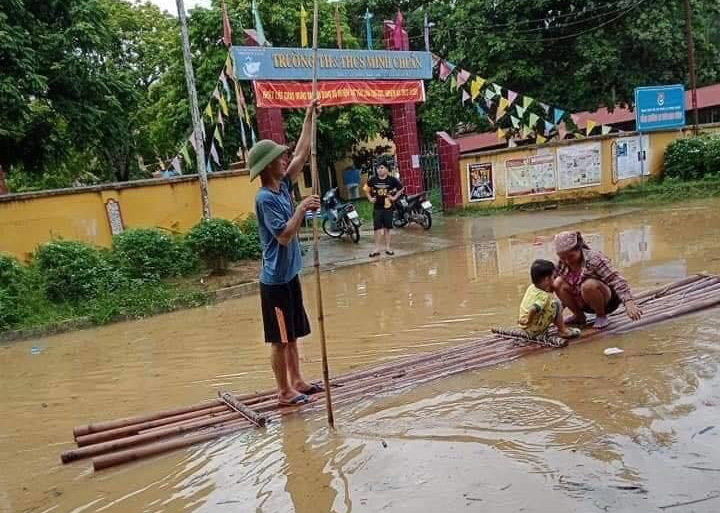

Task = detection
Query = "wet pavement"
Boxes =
[1,199,720,513]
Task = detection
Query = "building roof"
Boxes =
[458,82,720,153]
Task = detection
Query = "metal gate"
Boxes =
[420,143,442,210]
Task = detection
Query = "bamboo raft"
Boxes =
[61,274,720,471]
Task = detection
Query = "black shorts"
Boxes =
[582,288,622,315]
[373,209,393,230]
[260,275,311,344]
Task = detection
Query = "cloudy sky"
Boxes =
[148,0,211,15]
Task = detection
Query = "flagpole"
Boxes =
[310,0,335,429]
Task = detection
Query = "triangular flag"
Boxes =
[457,69,471,88]
[213,87,221,101]
[218,94,229,116]
[507,90,518,105]
[523,96,533,109]
[495,105,506,121]
[251,0,267,46]
[529,112,539,127]
[214,126,224,149]
[189,131,198,152]
[539,102,549,113]
[511,116,520,128]
[554,108,566,124]
[545,120,554,134]
[450,76,457,90]
[485,98,494,111]
[521,126,530,139]
[586,120,597,135]
[516,105,526,118]
[219,72,230,97]
[225,54,234,76]
[300,3,308,48]
[210,142,221,166]
[393,10,404,50]
[493,83,502,95]
[485,88,496,101]
[602,125,612,135]
[536,134,546,144]
[204,103,213,120]
[181,144,191,164]
[222,0,233,47]
[171,156,182,175]
[571,113,580,127]
[462,90,470,104]
[497,128,507,140]
[217,110,225,132]
[439,61,451,81]
[446,61,456,72]
[470,77,486,100]
[499,97,509,111]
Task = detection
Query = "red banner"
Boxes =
[253,80,425,108]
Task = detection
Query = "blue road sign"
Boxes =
[634,85,685,131]
[231,46,433,81]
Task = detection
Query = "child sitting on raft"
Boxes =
[518,259,581,339]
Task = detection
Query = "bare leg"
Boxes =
[581,279,612,328]
[373,229,383,254]
[554,276,586,324]
[271,344,301,403]
[384,228,392,253]
[286,340,311,393]
[552,300,577,337]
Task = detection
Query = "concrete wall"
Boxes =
[457,124,720,209]
[0,171,259,260]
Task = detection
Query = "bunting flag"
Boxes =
[586,120,597,135]
[252,0,267,46]
[544,120,554,134]
[300,4,308,47]
[536,134,547,144]
[210,142,221,166]
[217,110,225,132]
[523,96,534,109]
[602,125,612,135]
[484,88,496,101]
[539,102,549,113]
[511,116,520,128]
[507,90,518,105]
[497,128,507,141]
[213,87,221,101]
[493,83,502,95]
[554,108,566,124]
[225,54,234,77]
[495,104,506,122]
[393,10,404,50]
[516,105,526,118]
[450,76,458,91]
[204,103,213,121]
[214,126,224,149]
[499,97,509,111]
[439,61,452,81]
[570,113,580,128]
[447,61,456,72]
[334,4,343,48]
[558,123,567,140]
[457,69,471,88]
[485,98,494,111]
[171,156,182,175]
[218,94,229,116]
[461,90,471,104]
[181,143,191,164]
[470,77,485,100]
[219,72,230,97]
[521,126,530,139]
[529,112,539,127]
[221,0,233,47]
[206,157,212,173]
[189,130,198,152]
[364,8,373,50]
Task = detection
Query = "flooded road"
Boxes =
[2,199,720,513]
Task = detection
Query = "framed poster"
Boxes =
[104,199,124,236]
[467,162,495,202]
[615,135,650,180]
[557,142,602,190]
[505,154,557,197]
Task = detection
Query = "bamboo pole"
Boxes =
[309,0,335,429]
[217,390,267,427]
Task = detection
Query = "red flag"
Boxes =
[222,1,232,48]
[393,10,404,50]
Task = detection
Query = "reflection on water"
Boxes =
[2,200,720,513]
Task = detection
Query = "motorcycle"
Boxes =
[393,192,433,230]
[321,188,361,243]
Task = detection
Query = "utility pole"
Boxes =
[423,14,435,53]
[682,0,699,135]
[176,0,211,219]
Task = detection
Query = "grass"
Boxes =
[450,175,720,217]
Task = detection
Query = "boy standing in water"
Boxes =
[365,163,404,257]
[518,260,581,339]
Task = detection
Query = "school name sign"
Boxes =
[231,46,433,81]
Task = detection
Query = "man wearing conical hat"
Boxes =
[248,101,321,406]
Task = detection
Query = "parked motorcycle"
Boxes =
[393,192,433,230]
[321,188,361,243]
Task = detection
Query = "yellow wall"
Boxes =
[0,171,259,260]
[459,124,720,209]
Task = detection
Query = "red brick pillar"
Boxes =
[436,132,462,209]
[244,30,286,146]
[384,22,422,194]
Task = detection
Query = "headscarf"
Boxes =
[554,231,586,253]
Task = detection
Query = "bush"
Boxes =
[111,228,196,281]
[664,135,720,180]
[235,215,262,260]
[186,218,245,272]
[0,253,27,298]
[0,287,21,330]
[34,240,123,303]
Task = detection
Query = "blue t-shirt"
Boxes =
[255,177,303,285]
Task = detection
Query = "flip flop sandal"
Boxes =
[593,316,610,330]
[559,327,582,339]
[385,251,395,256]
[369,252,381,258]
[278,394,310,407]
[299,384,324,395]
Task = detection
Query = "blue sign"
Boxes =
[634,85,686,131]
[231,46,433,81]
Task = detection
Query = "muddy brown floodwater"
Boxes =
[2,199,720,513]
